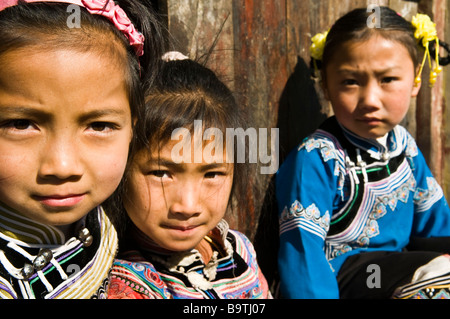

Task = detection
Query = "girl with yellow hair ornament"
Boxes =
[276,6,450,299]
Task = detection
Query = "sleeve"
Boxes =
[230,230,273,299]
[410,147,450,237]
[276,142,340,299]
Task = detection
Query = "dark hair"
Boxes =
[312,6,437,77]
[109,58,253,234]
[0,0,166,158]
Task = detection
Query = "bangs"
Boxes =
[144,90,233,153]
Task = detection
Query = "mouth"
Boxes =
[358,117,383,125]
[163,224,201,232]
[34,193,86,208]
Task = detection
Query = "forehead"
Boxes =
[137,133,234,166]
[325,36,415,72]
[0,48,130,116]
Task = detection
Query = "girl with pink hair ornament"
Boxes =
[0,0,165,299]
[277,6,450,299]
[107,52,271,299]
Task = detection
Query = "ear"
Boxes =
[411,66,422,97]
[411,80,421,97]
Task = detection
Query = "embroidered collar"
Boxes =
[0,206,118,299]
[338,121,407,161]
[0,202,77,246]
[126,219,232,259]
[123,219,234,291]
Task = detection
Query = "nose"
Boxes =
[359,80,382,111]
[169,180,201,218]
[38,133,84,181]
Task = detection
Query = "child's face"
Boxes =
[323,35,421,139]
[124,138,234,252]
[0,49,133,227]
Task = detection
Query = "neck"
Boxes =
[195,237,214,263]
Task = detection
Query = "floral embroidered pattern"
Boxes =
[327,174,417,260]
[414,177,444,213]
[280,200,330,240]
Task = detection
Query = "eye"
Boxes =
[204,171,229,179]
[88,121,118,133]
[1,119,35,131]
[150,170,171,179]
[381,77,397,84]
[342,79,358,86]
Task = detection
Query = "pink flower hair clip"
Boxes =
[0,0,145,57]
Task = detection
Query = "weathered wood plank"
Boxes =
[417,0,446,185]
[162,0,449,238]
[166,0,235,86]
[231,0,288,237]
[444,0,450,200]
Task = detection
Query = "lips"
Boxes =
[34,193,86,208]
[163,224,200,232]
[358,117,383,125]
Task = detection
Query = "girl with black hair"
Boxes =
[276,6,450,299]
[108,53,271,299]
[0,0,165,299]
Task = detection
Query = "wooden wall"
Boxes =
[155,0,449,240]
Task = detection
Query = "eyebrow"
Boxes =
[0,106,52,121]
[148,158,231,172]
[77,109,129,123]
[0,105,129,122]
[337,66,401,75]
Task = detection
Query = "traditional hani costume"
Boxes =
[0,205,117,299]
[108,220,271,299]
[276,116,450,299]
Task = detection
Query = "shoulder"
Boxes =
[227,230,258,263]
[109,258,170,299]
[288,116,347,167]
[392,125,419,158]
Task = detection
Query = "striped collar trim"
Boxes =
[0,203,66,246]
[127,219,231,258]
[339,123,407,160]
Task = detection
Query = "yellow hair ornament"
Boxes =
[411,13,442,87]
[310,30,328,78]
[310,31,328,61]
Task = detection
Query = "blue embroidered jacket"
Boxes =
[276,117,450,299]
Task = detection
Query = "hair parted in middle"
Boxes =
[310,6,450,86]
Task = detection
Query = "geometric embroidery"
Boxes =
[357,175,416,247]
[279,200,330,240]
[327,174,417,260]
[414,177,444,213]
[394,286,450,299]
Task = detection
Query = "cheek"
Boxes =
[328,91,356,115]
[93,135,132,185]
[207,180,233,221]
[0,150,33,185]
[385,90,412,119]
[123,175,166,234]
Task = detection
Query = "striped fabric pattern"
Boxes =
[108,221,271,299]
[0,205,117,299]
